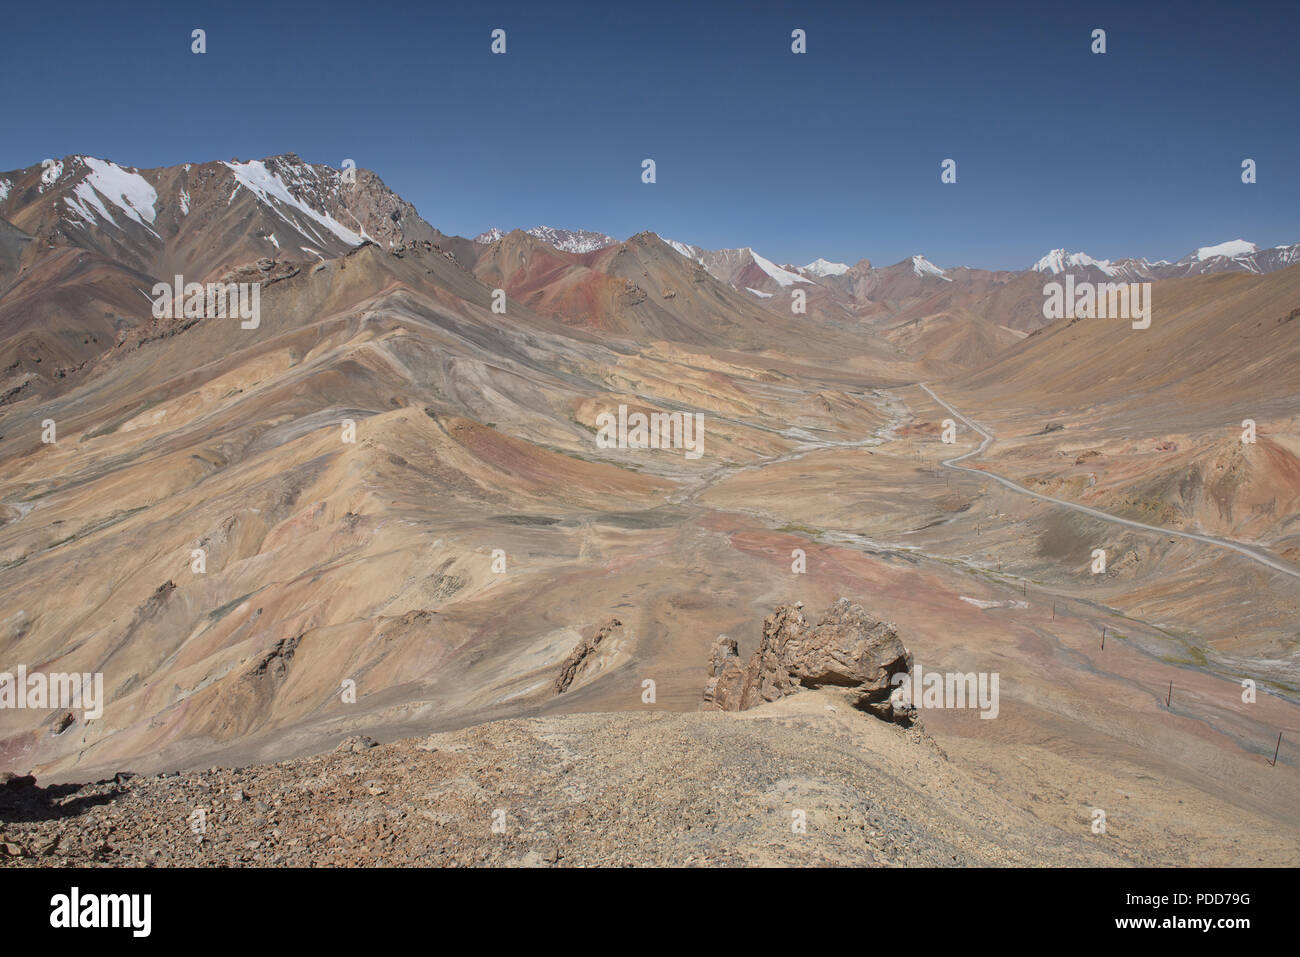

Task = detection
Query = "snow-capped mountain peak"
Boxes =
[526,225,618,254]
[911,254,952,281]
[1194,239,1258,261]
[1031,249,1117,277]
[474,225,618,254]
[0,152,441,277]
[803,257,850,277]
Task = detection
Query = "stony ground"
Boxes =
[0,689,1166,867]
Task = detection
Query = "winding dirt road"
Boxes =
[919,383,1300,582]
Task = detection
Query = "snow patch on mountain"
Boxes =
[745,287,774,298]
[1195,239,1258,261]
[665,238,705,263]
[223,159,362,246]
[911,255,952,281]
[63,158,160,237]
[38,160,63,193]
[750,249,811,286]
[803,258,850,277]
[0,179,10,203]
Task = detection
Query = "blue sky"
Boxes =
[2,0,1296,270]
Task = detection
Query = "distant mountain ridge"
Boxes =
[482,220,1300,314]
[474,225,617,254]
[481,220,1300,288]
[1031,239,1300,281]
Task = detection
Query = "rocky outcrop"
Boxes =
[702,636,746,712]
[702,598,915,724]
[246,633,300,683]
[555,618,622,694]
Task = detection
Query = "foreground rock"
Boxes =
[703,598,915,723]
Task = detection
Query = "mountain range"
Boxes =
[471,219,1300,299]
[6,151,1295,350]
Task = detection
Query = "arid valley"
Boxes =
[0,152,1296,868]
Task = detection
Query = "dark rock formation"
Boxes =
[555,618,622,694]
[702,598,915,724]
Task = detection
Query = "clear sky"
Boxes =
[2,0,1296,270]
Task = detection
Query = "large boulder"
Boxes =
[702,598,915,723]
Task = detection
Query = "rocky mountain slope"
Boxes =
[946,265,1300,550]
[0,154,442,280]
